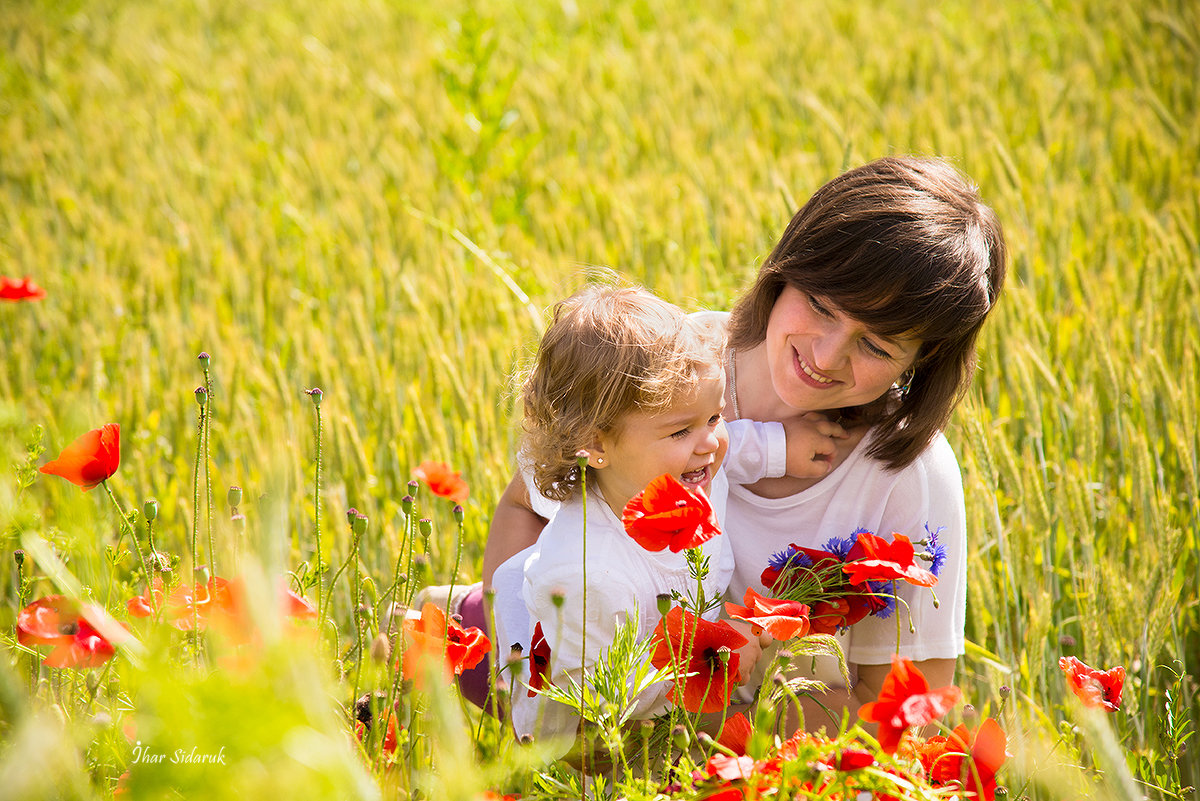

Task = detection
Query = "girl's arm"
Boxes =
[482,472,548,591]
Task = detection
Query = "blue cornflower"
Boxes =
[824,528,866,559]
[924,523,948,577]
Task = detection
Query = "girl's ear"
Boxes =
[585,431,609,468]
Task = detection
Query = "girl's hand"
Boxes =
[782,412,858,478]
[726,619,764,678]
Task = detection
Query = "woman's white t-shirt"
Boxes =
[726,429,967,689]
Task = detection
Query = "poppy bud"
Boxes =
[357,604,372,621]
[352,513,368,537]
[1059,634,1076,648]
[195,564,211,584]
[672,724,689,750]
[13,550,24,569]
[407,479,419,496]
[228,486,242,508]
[453,504,464,523]
[195,386,208,407]
[306,387,322,407]
[143,499,158,521]
[656,593,672,617]
[401,495,414,515]
[346,507,359,525]
[962,703,977,722]
[86,672,102,693]
[517,733,533,746]
[369,633,391,665]
[418,518,432,543]
[998,685,1012,699]
[574,450,590,468]
[360,576,378,606]
[994,788,1008,799]
[197,352,211,370]
[550,590,565,609]
[716,646,731,665]
[507,647,525,679]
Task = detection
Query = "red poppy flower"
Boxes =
[705,753,756,781]
[163,576,236,630]
[1059,656,1124,711]
[17,595,121,669]
[39,424,120,490]
[127,578,165,618]
[858,655,962,753]
[526,621,552,697]
[649,606,747,713]
[843,531,937,587]
[280,585,317,620]
[820,746,875,771]
[622,474,721,553]
[725,587,810,641]
[716,712,752,756]
[0,275,46,301]
[917,717,1008,800]
[403,603,490,681]
[413,461,469,503]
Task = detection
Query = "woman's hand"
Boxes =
[482,472,549,590]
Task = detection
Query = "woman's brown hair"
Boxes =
[728,156,1007,470]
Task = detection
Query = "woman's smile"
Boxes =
[793,349,837,386]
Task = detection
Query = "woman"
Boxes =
[482,155,1007,725]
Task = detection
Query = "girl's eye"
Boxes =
[669,428,691,440]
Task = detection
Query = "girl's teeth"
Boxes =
[681,468,705,483]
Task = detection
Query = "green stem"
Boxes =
[579,463,589,787]
[203,367,215,579]
[102,481,153,606]
[379,504,414,762]
[313,402,324,628]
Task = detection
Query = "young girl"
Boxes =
[491,284,848,753]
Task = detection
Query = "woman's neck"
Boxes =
[731,342,810,423]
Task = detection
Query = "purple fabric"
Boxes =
[456,585,496,713]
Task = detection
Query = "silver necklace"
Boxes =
[727,347,740,419]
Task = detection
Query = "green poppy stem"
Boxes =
[102,480,154,610]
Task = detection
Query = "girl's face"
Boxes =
[590,368,728,516]
[765,285,921,412]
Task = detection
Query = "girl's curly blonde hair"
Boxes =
[521,284,725,502]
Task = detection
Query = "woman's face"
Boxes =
[765,285,921,411]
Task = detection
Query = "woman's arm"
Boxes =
[482,472,548,591]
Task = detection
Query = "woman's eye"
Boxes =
[861,338,895,360]
[708,413,722,426]
[806,294,834,317]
